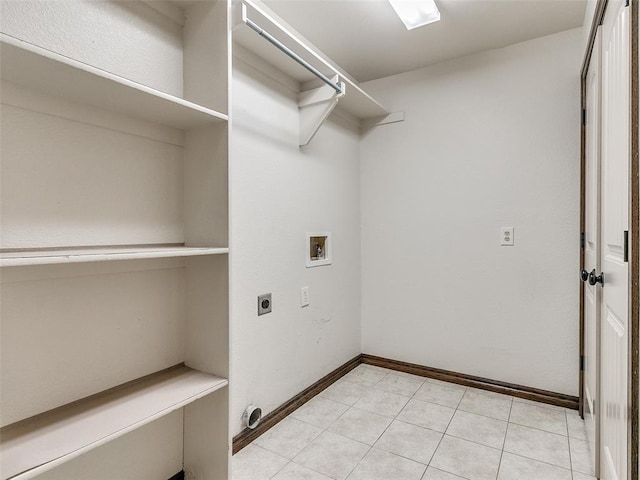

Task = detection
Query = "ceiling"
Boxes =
[262,0,587,83]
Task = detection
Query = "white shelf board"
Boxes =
[234,0,389,121]
[0,34,228,130]
[0,246,229,267]
[0,366,228,480]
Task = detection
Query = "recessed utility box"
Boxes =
[306,232,332,267]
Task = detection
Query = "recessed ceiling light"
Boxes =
[388,0,441,30]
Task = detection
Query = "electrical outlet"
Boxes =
[301,286,310,307]
[258,293,272,315]
[500,227,514,246]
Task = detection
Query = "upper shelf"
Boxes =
[0,366,228,480]
[0,245,229,267]
[233,0,390,121]
[0,34,228,130]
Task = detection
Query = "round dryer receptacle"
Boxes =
[242,405,262,429]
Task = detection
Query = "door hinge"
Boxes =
[580,232,585,248]
[581,108,586,126]
[623,230,629,262]
[580,355,584,371]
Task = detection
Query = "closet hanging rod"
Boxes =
[243,16,344,94]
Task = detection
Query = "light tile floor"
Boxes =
[233,365,596,480]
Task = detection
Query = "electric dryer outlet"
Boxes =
[258,293,272,315]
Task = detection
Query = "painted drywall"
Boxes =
[360,28,583,396]
[0,0,183,96]
[230,50,362,434]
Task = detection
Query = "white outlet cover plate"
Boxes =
[301,286,310,307]
[500,227,514,246]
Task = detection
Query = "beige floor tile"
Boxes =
[232,444,288,480]
[342,365,388,387]
[234,379,596,480]
[272,462,333,480]
[566,412,588,440]
[294,431,369,480]
[397,398,455,432]
[571,472,598,480]
[458,388,513,421]
[391,370,430,382]
[430,435,501,480]
[291,396,350,429]
[353,387,409,418]
[359,364,392,374]
[424,378,464,388]
[569,437,595,475]
[328,406,392,445]
[497,452,572,480]
[446,409,507,449]
[421,467,467,479]
[254,417,323,459]
[509,401,567,436]
[414,381,465,409]
[374,419,442,464]
[320,380,370,406]
[513,397,567,413]
[374,372,424,397]
[346,448,426,480]
[503,423,571,469]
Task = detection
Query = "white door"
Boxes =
[599,1,630,479]
[583,26,601,476]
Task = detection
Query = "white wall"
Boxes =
[230,50,361,434]
[0,0,184,96]
[360,28,583,396]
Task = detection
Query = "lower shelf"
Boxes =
[0,245,229,267]
[0,366,228,480]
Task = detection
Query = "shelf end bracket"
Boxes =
[298,75,345,147]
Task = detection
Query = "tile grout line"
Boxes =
[344,368,428,479]
[267,383,366,480]
[504,409,577,473]
[506,419,572,438]
[286,419,327,475]
[565,409,576,480]
[504,450,575,474]
[340,370,395,480]
[410,374,452,478]
[495,397,514,480]
[424,383,469,479]
[341,368,390,480]
[348,369,439,478]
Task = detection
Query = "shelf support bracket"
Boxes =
[298,75,345,147]
[360,111,405,130]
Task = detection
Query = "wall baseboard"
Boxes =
[361,354,579,410]
[232,354,361,454]
[232,353,578,454]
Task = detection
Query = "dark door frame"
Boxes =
[579,1,638,479]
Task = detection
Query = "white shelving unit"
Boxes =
[0,34,228,130]
[0,246,229,267]
[1,367,228,480]
[0,1,230,479]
